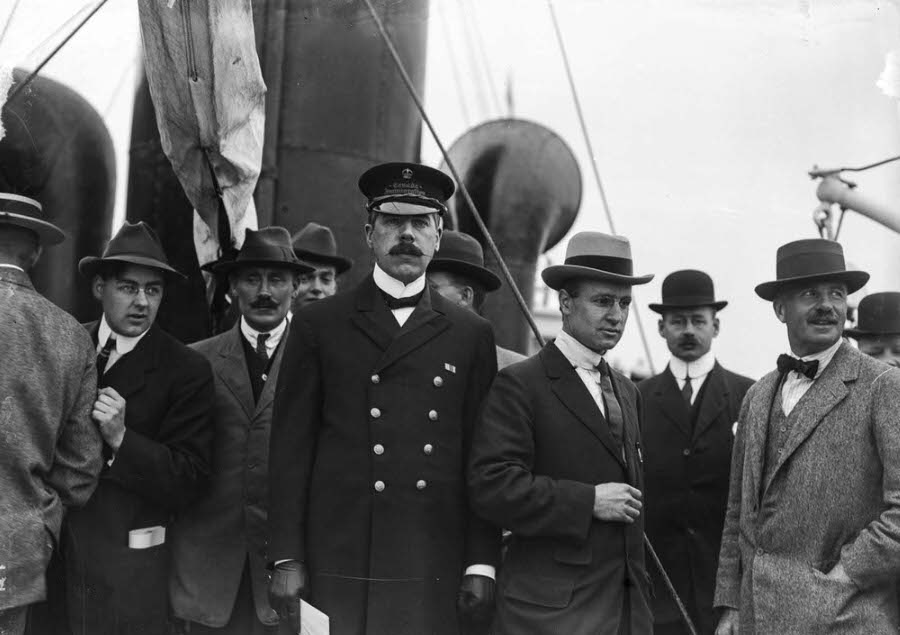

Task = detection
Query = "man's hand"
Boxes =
[825,562,853,584]
[593,483,642,523]
[457,574,495,635]
[715,608,739,635]
[269,560,309,633]
[92,387,127,451]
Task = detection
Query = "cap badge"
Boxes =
[402,168,414,180]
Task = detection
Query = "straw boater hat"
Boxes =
[291,222,353,274]
[0,193,65,245]
[648,269,728,313]
[358,162,455,216]
[754,238,868,301]
[427,230,501,291]
[79,221,184,279]
[204,227,313,276]
[845,292,900,339]
[541,231,653,290]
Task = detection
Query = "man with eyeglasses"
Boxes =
[41,221,215,635]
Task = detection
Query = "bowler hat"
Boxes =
[754,238,868,301]
[541,231,653,290]
[649,269,727,313]
[79,221,183,279]
[845,292,900,338]
[291,222,353,274]
[427,230,501,292]
[205,227,314,275]
[0,193,65,245]
[359,162,454,216]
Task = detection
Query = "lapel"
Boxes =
[744,370,780,506]
[350,275,400,352]
[0,267,33,290]
[97,323,160,399]
[609,364,640,482]
[542,343,626,468]
[254,320,290,417]
[216,324,255,420]
[375,286,450,373]
[763,342,855,491]
[653,367,693,439]
[692,363,729,441]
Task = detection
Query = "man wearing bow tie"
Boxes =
[715,239,900,634]
[267,163,500,635]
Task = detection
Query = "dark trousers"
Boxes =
[0,606,28,635]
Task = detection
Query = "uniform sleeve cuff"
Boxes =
[464,564,496,579]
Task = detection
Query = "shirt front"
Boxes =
[780,337,843,415]
[240,316,287,358]
[668,350,716,406]
[97,315,151,373]
[373,264,426,327]
[553,329,608,418]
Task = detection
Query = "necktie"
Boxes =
[776,354,818,380]
[256,333,270,365]
[97,335,116,375]
[381,290,423,310]
[596,359,625,452]
[682,375,693,406]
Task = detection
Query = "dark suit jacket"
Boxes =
[0,268,102,611]
[60,322,214,635]
[170,322,289,627]
[268,275,500,635]
[468,342,652,635]
[638,362,753,631]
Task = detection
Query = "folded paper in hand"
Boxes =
[128,526,166,549]
[298,599,329,635]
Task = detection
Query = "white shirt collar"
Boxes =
[787,337,843,379]
[669,350,716,381]
[554,329,605,370]
[240,316,287,354]
[373,264,426,299]
[0,263,25,273]
[98,314,151,355]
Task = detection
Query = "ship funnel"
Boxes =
[441,118,581,353]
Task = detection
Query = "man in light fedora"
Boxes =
[469,231,654,635]
[0,194,102,635]
[427,229,526,370]
[715,238,900,635]
[846,291,900,368]
[49,221,215,635]
[639,270,753,635]
[171,228,312,635]
[290,221,352,311]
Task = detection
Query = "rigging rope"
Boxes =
[0,0,22,50]
[461,0,503,116]
[454,0,493,119]
[436,0,472,127]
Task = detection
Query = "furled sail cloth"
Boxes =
[137,0,264,259]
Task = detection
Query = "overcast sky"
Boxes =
[2,0,900,376]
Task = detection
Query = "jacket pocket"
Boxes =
[553,541,592,565]
[502,574,575,609]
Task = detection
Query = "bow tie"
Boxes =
[777,354,819,380]
[382,290,423,310]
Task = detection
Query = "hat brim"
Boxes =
[428,258,502,292]
[293,249,353,274]
[79,255,185,280]
[754,270,869,301]
[844,327,900,339]
[541,264,654,290]
[0,212,66,246]
[204,259,315,276]
[648,300,728,314]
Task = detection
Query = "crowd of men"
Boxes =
[2,161,900,635]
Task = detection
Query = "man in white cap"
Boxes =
[469,231,655,635]
[0,194,102,635]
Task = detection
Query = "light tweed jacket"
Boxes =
[0,268,102,610]
[715,340,900,634]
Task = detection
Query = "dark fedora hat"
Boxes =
[0,193,65,245]
[204,227,314,276]
[79,221,183,279]
[845,292,900,338]
[291,222,353,274]
[427,230,501,292]
[542,231,653,290]
[649,269,727,313]
[359,162,455,216]
[754,238,868,301]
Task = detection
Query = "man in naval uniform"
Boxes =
[267,163,501,635]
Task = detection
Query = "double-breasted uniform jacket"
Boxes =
[638,363,753,631]
[170,321,289,627]
[60,322,214,634]
[268,274,501,635]
[715,342,900,634]
[0,269,102,611]
[468,342,653,635]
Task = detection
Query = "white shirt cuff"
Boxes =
[464,564,496,579]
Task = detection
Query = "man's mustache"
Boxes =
[250,297,280,309]
[389,243,423,257]
[808,309,839,324]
